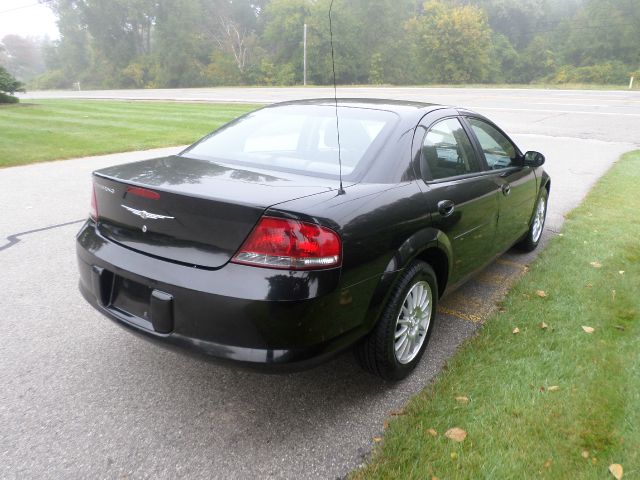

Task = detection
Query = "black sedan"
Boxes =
[76,99,549,380]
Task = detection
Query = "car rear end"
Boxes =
[76,156,358,368]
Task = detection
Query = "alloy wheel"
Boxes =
[394,280,432,364]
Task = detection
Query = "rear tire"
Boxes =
[517,188,548,252]
[356,261,438,381]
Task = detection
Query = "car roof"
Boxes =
[267,98,448,116]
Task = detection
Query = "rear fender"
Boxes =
[358,227,452,333]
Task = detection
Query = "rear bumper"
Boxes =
[76,221,371,369]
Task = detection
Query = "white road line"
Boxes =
[531,102,610,107]
[467,106,640,117]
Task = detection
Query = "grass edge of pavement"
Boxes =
[351,150,640,479]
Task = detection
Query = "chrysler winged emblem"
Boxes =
[121,205,175,220]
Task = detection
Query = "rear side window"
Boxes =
[422,118,480,181]
[467,118,517,169]
[183,105,397,179]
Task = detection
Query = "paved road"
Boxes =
[21,86,640,144]
[2,88,638,479]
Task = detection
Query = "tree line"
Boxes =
[2,0,639,89]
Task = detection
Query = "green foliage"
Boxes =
[368,53,384,85]
[29,69,71,90]
[407,1,493,84]
[0,92,20,103]
[548,62,632,85]
[205,51,243,86]
[0,65,25,102]
[33,0,640,87]
[562,0,640,68]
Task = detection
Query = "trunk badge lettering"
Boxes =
[97,185,115,194]
[121,205,175,220]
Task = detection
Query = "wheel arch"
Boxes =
[358,227,453,334]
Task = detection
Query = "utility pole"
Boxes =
[303,23,307,86]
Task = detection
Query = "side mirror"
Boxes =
[523,151,545,167]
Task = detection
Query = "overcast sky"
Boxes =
[0,0,59,39]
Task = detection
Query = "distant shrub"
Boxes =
[548,62,631,85]
[0,92,19,103]
[30,69,71,90]
[0,65,25,102]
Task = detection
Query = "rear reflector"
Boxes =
[232,217,341,270]
[90,184,98,220]
[127,186,161,200]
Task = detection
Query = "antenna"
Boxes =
[329,0,345,195]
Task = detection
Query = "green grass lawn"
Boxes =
[353,151,640,479]
[0,100,260,168]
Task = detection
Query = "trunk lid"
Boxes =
[93,155,342,268]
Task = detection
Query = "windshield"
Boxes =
[182,105,398,179]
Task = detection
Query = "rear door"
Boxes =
[463,116,538,254]
[416,116,500,285]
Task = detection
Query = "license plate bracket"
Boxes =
[110,275,174,333]
[111,276,153,322]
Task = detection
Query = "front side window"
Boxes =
[422,118,480,181]
[468,118,517,170]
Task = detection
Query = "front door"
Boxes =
[418,117,500,284]
[464,117,538,254]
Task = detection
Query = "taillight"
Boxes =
[89,184,98,221]
[232,217,341,270]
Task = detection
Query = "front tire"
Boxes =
[356,261,438,381]
[517,188,548,252]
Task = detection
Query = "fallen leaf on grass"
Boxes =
[585,283,593,288]
[590,261,602,268]
[543,459,552,468]
[609,463,623,479]
[426,428,438,437]
[432,477,440,480]
[445,428,467,442]
[581,450,589,459]
[512,327,520,334]
[539,322,548,329]
[372,436,382,443]
[582,326,595,334]
[536,290,547,298]
[450,452,458,460]
[455,396,470,404]
[547,385,560,392]
[383,420,389,430]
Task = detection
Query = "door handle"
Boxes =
[437,200,455,217]
[502,183,511,196]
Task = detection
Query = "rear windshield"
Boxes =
[182,105,398,179]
